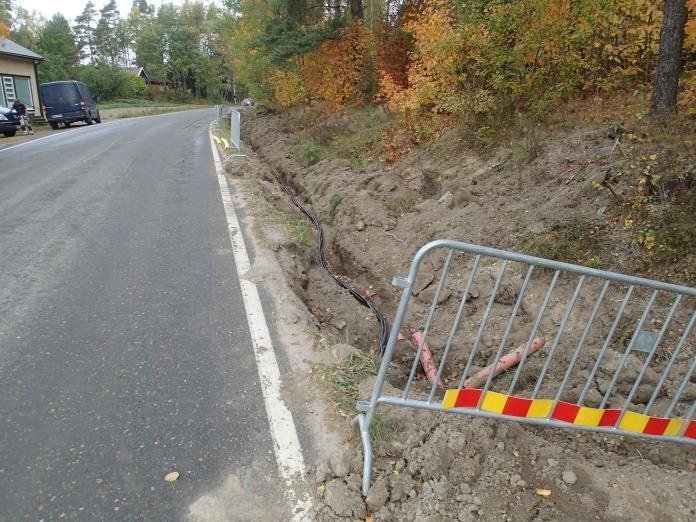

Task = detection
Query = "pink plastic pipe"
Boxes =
[412,330,444,389]
[463,336,545,389]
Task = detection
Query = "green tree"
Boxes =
[74,2,97,64]
[36,14,79,82]
[94,0,120,65]
[114,18,134,65]
[134,16,165,82]
[10,7,43,50]
[133,0,154,17]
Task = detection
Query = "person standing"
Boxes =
[11,99,34,135]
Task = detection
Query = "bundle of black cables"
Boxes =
[282,185,388,355]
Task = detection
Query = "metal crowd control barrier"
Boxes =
[356,239,696,495]
[230,109,241,151]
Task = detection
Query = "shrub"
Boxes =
[301,144,322,166]
[78,65,148,101]
[302,21,371,106]
[269,69,306,107]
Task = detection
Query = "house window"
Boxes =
[1,75,34,108]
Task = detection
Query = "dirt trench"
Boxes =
[235,109,696,521]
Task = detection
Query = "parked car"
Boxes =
[0,106,21,137]
[40,80,102,129]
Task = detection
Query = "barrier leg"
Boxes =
[356,412,373,496]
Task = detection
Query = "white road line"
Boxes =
[0,107,211,155]
[208,122,312,521]
[0,121,118,155]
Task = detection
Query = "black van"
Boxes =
[40,81,102,129]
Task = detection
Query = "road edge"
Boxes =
[207,121,312,521]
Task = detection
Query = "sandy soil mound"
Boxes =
[313,406,695,521]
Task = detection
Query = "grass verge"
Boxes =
[315,351,393,445]
[520,219,604,268]
[283,214,312,248]
[101,105,209,120]
[99,98,208,109]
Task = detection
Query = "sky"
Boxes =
[15,0,158,24]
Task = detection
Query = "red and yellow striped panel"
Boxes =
[442,389,696,439]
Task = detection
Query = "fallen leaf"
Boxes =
[366,515,375,522]
[535,488,551,497]
[513,451,520,457]
[316,485,325,494]
[164,471,180,482]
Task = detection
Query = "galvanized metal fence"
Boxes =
[356,239,696,495]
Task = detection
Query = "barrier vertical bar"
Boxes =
[645,309,696,415]
[533,276,586,399]
[402,250,454,399]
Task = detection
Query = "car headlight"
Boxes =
[0,114,7,121]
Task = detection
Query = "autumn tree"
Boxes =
[0,0,10,38]
[650,0,689,115]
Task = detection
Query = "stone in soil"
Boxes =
[562,470,577,485]
[323,479,365,518]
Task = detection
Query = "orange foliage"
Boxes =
[374,28,412,100]
[255,0,695,118]
[301,22,370,106]
[376,0,696,117]
[687,0,696,52]
[379,0,465,113]
[0,22,10,39]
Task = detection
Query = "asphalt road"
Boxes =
[0,110,286,520]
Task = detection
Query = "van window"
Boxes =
[42,83,79,104]
[77,84,94,103]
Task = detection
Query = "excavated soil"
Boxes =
[234,108,696,521]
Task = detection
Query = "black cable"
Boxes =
[282,185,389,354]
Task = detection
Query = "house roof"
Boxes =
[122,66,149,81]
[0,37,44,61]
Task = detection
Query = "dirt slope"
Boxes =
[234,107,696,521]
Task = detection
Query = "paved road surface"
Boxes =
[0,110,288,520]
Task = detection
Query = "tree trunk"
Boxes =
[350,0,364,20]
[650,0,688,116]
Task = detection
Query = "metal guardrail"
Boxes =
[356,239,696,495]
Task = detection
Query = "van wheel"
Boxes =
[95,112,102,123]
[64,122,71,128]
[86,113,94,125]
[50,122,59,130]
[2,130,16,137]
